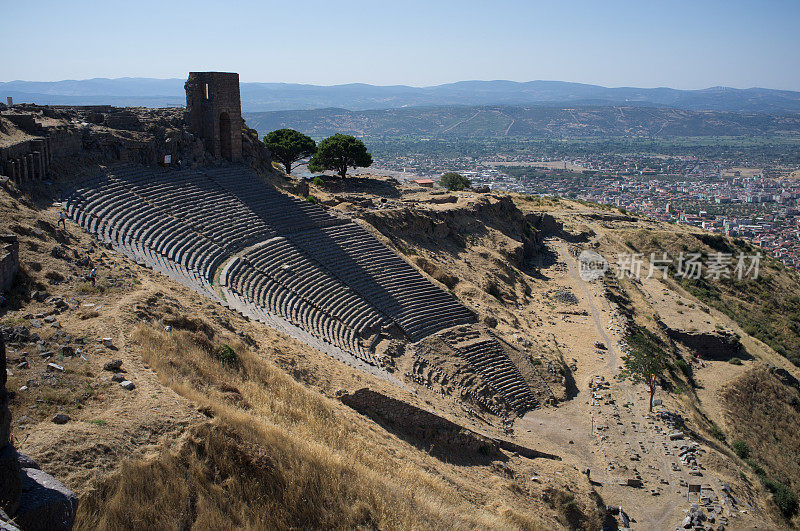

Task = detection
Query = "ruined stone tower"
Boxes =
[185,72,243,161]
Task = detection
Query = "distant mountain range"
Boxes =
[2,78,800,114]
[243,105,800,139]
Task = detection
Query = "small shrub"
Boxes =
[732,440,750,459]
[709,421,726,442]
[306,195,319,204]
[312,176,324,186]
[762,477,799,518]
[214,344,238,365]
[773,483,799,518]
[746,458,766,477]
[675,358,692,379]
[78,281,106,294]
[729,357,743,365]
[484,281,503,301]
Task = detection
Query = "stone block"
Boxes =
[0,445,22,515]
[13,467,78,531]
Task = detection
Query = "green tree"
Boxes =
[439,172,471,191]
[307,134,372,178]
[618,329,669,411]
[263,129,317,175]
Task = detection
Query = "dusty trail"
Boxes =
[516,240,706,527]
[560,241,619,371]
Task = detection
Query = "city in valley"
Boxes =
[369,146,800,268]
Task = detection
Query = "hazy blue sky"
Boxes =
[5,0,800,89]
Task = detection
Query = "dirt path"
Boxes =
[514,241,722,528]
[560,241,619,371]
[441,110,481,134]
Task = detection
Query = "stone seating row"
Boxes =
[220,288,397,383]
[64,177,227,286]
[223,256,378,365]
[108,165,275,252]
[65,163,482,367]
[241,238,388,334]
[450,338,538,413]
[288,223,475,341]
[201,166,346,234]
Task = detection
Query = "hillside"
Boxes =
[244,105,800,140]
[0,174,599,529]
[3,139,800,528]
[4,78,800,113]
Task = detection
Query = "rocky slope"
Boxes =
[2,160,800,528]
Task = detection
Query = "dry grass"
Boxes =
[76,324,549,529]
[722,367,800,523]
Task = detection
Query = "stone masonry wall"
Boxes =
[185,72,243,161]
[341,388,560,461]
[341,388,500,457]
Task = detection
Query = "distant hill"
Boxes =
[244,105,800,139]
[2,78,800,114]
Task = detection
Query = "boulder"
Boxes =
[13,467,78,531]
[0,446,21,516]
[49,246,68,260]
[119,381,135,391]
[102,360,122,372]
[15,452,39,470]
[50,414,69,425]
[46,363,64,373]
[0,508,21,531]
